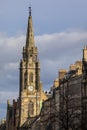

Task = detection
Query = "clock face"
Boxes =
[28,86,33,91]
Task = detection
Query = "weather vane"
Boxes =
[29,6,32,16]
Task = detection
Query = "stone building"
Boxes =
[6,99,19,130]
[59,73,82,130]
[40,96,55,130]
[6,7,47,130]
[0,119,6,130]
[28,80,60,130]
[18,7,47,128]
[59,47,87,130]
[82,46,87,130]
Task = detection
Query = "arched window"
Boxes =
[28,101,34,115]
[29,73,33,82]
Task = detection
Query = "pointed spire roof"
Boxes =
[26,7,35,48]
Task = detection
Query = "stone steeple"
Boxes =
[6,7,48,129]
[20,7,39,93]
[18,8,47,127]
[26,7,35,48]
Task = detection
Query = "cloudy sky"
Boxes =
[0,0,87,119]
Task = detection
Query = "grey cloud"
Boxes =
[0,30,87,91]
[35,30,87,88]
[35,31,85,61]
[0,30,87,119]
[4,62,19,70]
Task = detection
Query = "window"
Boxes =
[29,73,33,82]
[82,84,87,97]
[24,72,27,88]
[28,101,34,115]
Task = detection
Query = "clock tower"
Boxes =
[19,7,47,126]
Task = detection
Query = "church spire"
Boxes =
[26,7,35,48]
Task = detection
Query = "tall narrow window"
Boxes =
[24,72,27,88]
[28,101,34,115]
[29,73,33,82]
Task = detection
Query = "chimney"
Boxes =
[59,69,67,80]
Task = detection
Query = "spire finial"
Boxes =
[29,6,32,16]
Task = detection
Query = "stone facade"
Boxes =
[6,99,19,130]
[81,46,87,130]
[0,119,6,130]
[40,97,55,130]
[60,75,82,129]
[58,47,87,130]
[18,11,47,128]
[6,7,47,130]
